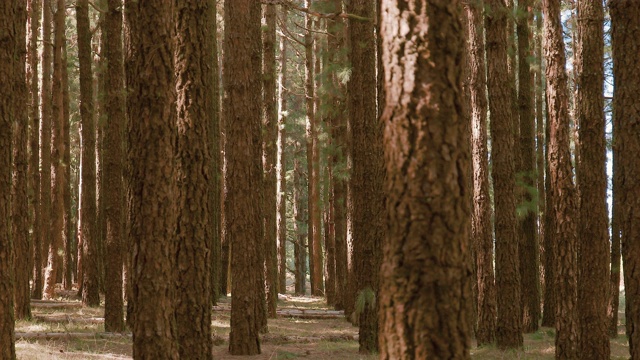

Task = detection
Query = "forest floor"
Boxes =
[15,289,630,359]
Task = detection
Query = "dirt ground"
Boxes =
[15,290,631,359]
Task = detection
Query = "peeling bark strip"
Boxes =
[379,1,471,359]
[610,1,640,358]
[124,0,179,358]
[543,0,579,358]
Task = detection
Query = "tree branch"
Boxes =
[262,0,371,22]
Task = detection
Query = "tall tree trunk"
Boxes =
[534,1,547,330]
[609,132,621,337]
[209,0,221,307]
[543,0,579,358]
[38,0,53,301]
[347,0,384,353]
[125,0,179,357]
[610,1,640,358]
[0,2,22,356]
[517,0,540,334]
[276,29,288,295]
[77,0,100,307]
[224,0,264,354]
[293,144,307,296]
[541,90,556,328]
[485,0,523,349]
[174,0,214,357]
[103,0,125,332]
[465,0,496,346]
[379,2,471,358]
[44,0,66,300]
[13,0,31,320]
[576,0,610,357]
[262,2,279,318]
[28,0,41,302]
[304,0,323,297]
[62,40,72,291]
[326,0,347,311]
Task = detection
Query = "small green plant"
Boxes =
[353,287,376,324]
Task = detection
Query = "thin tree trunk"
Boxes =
[543,0,580,358]
[77,0,99,307]
[209,0,221,307]
[38,0,53,301]
[13,0,31,320]
[276,28,288,295]
[326,0,347,312]
[103,0,125,333]
[485,0,523,349]
[609,133,621,337]
[263,2,279,318]
[28,0,41,302]
[293,146,307,296]
[62,40,72,291]
[44,0,66,300]
[576,0,610,357]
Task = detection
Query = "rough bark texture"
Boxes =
[609,133,621,337]
[28,0,41,302]
[347,0,384,353]
[125,0,179,357]
[293,146,307,296]
[541,89,556,328]
[543,0,579,358]
[327,0,348,311]
[62,39,72,291]
[263,2,279,317]
[610,1,640,358]
[0,1,21,357]
[44,0,66,301]
[465,0,496,346]
[517,0,540,334]
[209,0,220,307]
[576,0,610,357]
[378,1,471,358]
[535,5,548,330]
[76,0,100,308]
[38,0,52,301]
[276,30,288,295]
[13,0,31,320]
[174,0,214,357]
[224,0,263,354]
[103,0,125,332]
[485,0,523,349]
[304,0,323,297]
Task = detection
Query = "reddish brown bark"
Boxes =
[224,0,264,354]
[465,0,496,346]
[103,0,125,332]
[263,2,279,318]
[485,0,523,349]
[379,1,471,358]
[125,0,179,356]
[610,1,640,358]
[576,0,610,357]
[13,0,31,320]
[543,0,579,358]
[76,0,100,307]
[44,0,67,300]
